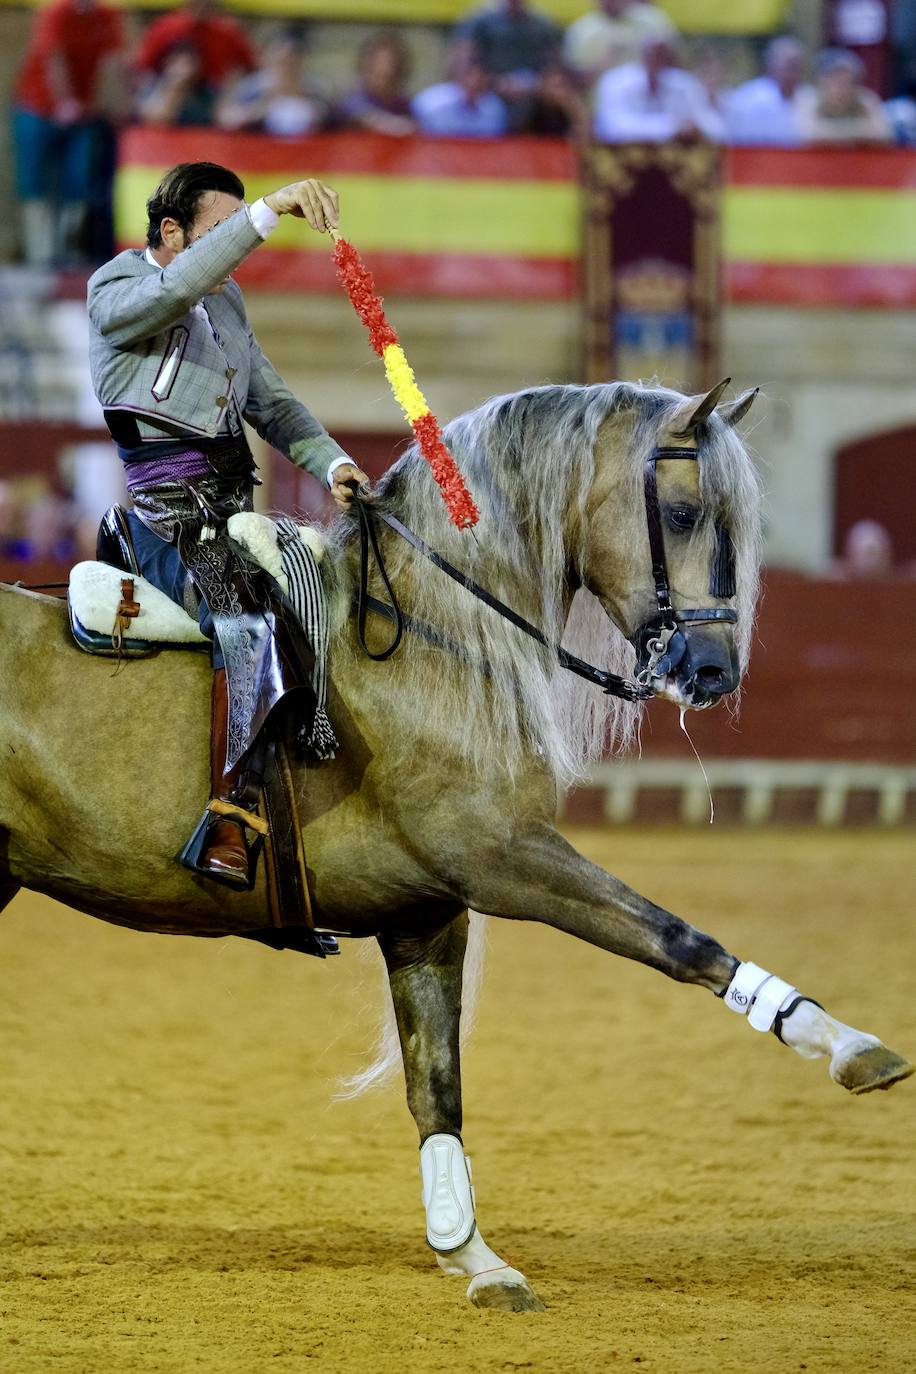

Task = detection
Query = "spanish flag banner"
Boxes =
[116,130,916,311]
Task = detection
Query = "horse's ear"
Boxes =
[671,377,731,436]
[719,386,759,428]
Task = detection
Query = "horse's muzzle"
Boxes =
[676,628,740,707]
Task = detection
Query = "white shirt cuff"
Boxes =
[327,455,355,488]
[249,197,280,239]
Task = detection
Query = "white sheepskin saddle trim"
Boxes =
[69,561,207,643]
[69,517,328,647]
[227,512,326,599]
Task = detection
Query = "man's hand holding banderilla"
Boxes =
[264,179,340,234]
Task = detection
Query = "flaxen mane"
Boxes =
[332,381,761,787]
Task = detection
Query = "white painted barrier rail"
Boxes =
[572,761,916,826]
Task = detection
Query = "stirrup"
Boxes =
[177,800,267,889]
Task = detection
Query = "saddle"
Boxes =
[70,504,192,658]
[67,504,339,959]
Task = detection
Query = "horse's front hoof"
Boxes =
[832,1044,914,1095]
[468,1269,545,1312]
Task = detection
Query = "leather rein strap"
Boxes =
[351,491,650,703]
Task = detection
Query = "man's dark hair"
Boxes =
[146,162,246,248]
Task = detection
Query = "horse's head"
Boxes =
[581,380,760,711]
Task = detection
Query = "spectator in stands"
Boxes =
[563,0,677,88]
[334,30,416,136]
[693,45,730,120]
[412,45,509,137]
[829,520,894,580]
[12,0,126,268]
[796,49,890,144]
[724,36,809,146]
[216,26,327,136]
[593,35,725,143]
[456,0,561,107]
[135,0,255,126]
[518,62,589,139]
[137,43,217,126]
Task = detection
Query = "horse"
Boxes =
[1,380,911,1313]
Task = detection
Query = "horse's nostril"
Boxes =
[693,665,727,691]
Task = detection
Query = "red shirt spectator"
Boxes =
[15,0,124,118]
[135,0,255,85]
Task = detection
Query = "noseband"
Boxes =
[632,444,737,687]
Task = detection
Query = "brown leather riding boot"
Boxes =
[200,668,251,888]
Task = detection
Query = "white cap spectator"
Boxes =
[724,36,810,146]
[564,0,677,87]
[593,35,725,143]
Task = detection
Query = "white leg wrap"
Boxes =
[723,962,798,1032]
[420,1134,476,1254]
[747,976,798,1031]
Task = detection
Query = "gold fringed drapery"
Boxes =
[582,142,722,394]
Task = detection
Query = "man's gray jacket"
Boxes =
[87,204,347,481]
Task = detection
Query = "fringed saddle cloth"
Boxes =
[69,513,338,763]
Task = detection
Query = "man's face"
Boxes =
[771,50,804,91]
[159,189,242,292]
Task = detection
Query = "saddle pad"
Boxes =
[69,561,207,645]
[68,517,329,659]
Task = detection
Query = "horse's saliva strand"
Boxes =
[679,706,714,825]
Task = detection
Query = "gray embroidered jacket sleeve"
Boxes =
[88,207,263,348]
[243,327,348,481]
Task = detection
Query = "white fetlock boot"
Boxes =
[420,1133,476,1253]
[723,962,913,1095]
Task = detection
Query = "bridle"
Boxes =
[631,443,737,689]
[351,456,738,703]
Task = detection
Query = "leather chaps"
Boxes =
[130,454,317,772]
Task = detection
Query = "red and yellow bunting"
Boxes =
[332,234,479,531]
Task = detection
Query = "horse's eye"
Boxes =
[668,506,698,533]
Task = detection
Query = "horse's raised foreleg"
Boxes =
[380,914,545,1313]
[462,824,912,1095]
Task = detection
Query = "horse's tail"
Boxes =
[336,911,488,1099]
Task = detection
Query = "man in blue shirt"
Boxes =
[412,46,509,137]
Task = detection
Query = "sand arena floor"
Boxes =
[1,827,914,1374]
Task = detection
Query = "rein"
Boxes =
[351,491,651,703]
